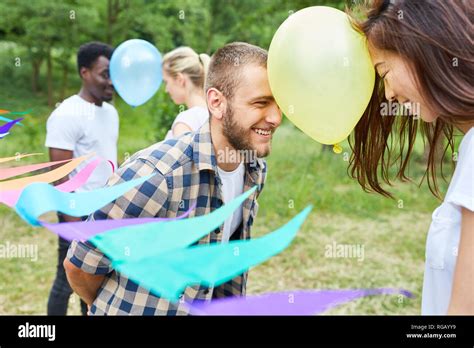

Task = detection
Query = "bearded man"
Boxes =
[64,42,282,315]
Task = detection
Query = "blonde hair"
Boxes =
[162,46,210,89]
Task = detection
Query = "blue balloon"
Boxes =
[110,39,163,107]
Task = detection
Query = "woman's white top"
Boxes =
[422,127,474,314]
[164,106,209,140]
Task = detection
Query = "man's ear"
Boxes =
[207,88,226,120]
[80,67,89,80]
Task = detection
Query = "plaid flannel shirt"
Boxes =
[67,120,267,315]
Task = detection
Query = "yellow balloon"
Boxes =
[268,6,375,145]
[332,144,343,154]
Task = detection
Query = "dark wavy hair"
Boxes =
[347,0,474,198]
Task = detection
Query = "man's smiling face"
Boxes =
[221,64,282,158]
[82,55,114,103]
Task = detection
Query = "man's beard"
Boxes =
[222,103,271,158]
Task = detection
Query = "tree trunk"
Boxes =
[106,0,122,44]
[47,50,53,107]
[106,0,112,44]
[322,145,332,152]
[205,1,218,53]
[31,58,42,93]
[60,65,68,101]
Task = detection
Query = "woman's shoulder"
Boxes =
[445,127,474,211]
[174,106,209,128]
[177,106,208,118]
[459,127,474,155]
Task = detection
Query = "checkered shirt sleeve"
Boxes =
[67,157,169,275]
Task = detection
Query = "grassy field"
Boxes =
[0,85,451,315]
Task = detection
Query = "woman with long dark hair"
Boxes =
[348,0,473,314]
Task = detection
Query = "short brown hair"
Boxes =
[205,42,268,99]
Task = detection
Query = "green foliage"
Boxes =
[0,0,348,99]
[0,0,347,149]
[114,88,179,162]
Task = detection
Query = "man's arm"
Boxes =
[64,157,169,306]
[64,257,105,305]
[49,147,82,222]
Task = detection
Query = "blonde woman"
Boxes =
[162,47,211,140]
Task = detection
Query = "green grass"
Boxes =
[0,79,452,315]
[248,125,441,315]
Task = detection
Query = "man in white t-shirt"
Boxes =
[44,42,118,315]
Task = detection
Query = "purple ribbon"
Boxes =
[41,203,197,242]
[0,118,23,134]
[187,288,414,315]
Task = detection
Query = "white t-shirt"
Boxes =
[165,106,209,140]
[45,95,119,192]
[422,127,474,315]
[217,162,245,243]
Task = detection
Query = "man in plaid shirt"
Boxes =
[64,42,283,315]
